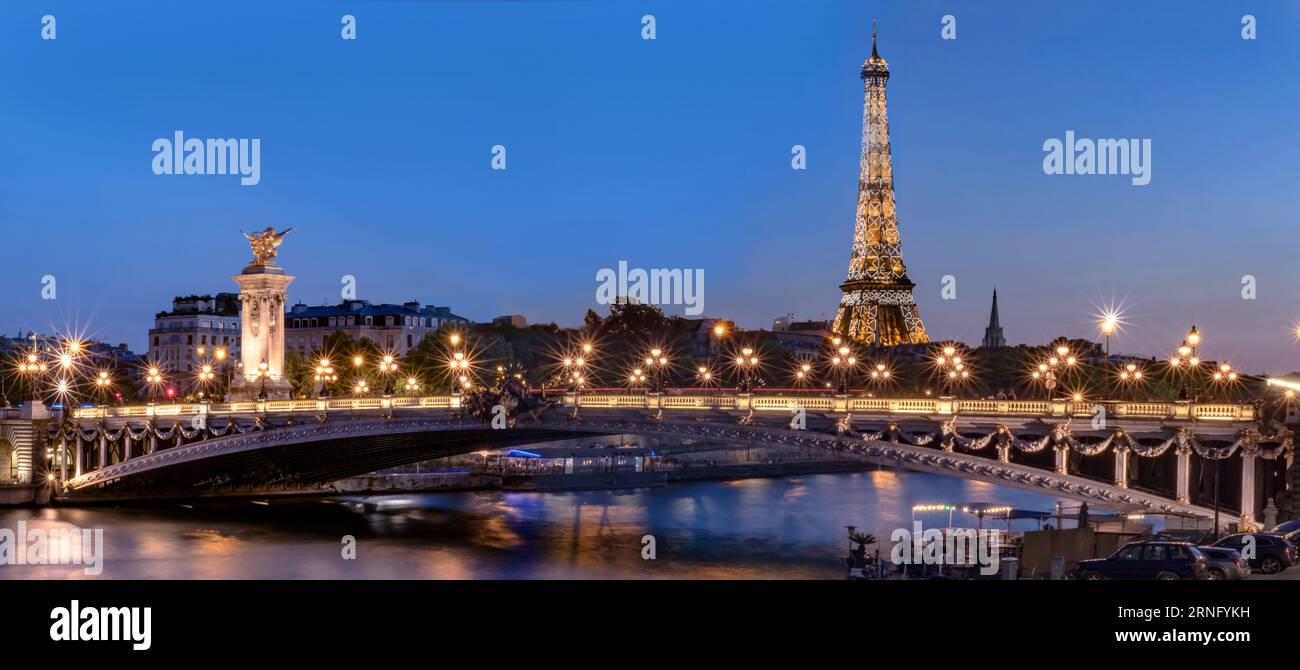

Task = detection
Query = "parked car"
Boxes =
[1269,520,1300,545]
[1211,533,1298,575]
[1075,540,1209,580]
[1196,546,1249,580]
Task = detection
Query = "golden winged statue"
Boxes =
[241,227,293,266]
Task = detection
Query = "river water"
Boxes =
[2,470,1076,579]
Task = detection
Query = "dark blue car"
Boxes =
[1075,540,1209,580]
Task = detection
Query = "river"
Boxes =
[1,470,1077,579]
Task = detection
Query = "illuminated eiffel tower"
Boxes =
[832,23,929,346]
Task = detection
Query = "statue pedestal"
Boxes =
[230,264,295,402]
[228,376,292,402]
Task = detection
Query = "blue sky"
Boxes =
[2,1,1299,372]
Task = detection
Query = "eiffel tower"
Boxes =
[832,22,929,346]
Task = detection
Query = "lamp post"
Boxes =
[145,366,163,405]
[378,354,399,396]
[1211,363,1237,403]
[794,362,812,386]
[93,370,112,407]
[644,348,669,393]
[736,347,758,394]
[18,352,49,404]
[314,358,336,399]
[936,344,967,398]
[1032,343,1076,400]
[868,362,891,392]
[256,360,269,401]
[195,365,215,401]
[710,322,728,370]
[1100,314,1117,400]
[1117,362,1144,401]
[212,347,230,401]
[1170,326,1201,402]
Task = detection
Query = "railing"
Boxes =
[71,393,1256,423]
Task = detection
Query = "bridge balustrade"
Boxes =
[69,394,1256,426]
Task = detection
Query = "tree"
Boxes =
[283,351,315,398]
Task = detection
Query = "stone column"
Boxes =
[59,439,67,481]
[1054,445,1069,475]
[98,434,108,469]
[1240,445,1259,524]
[230,264,295,400]
[74,433,83,478]
[996,443,1011,463]
[1175,445,1191,503]
[1113,446,1129,488]
[124,432,132,461]
[148,425,158,455]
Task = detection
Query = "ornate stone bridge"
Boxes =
[51,392,1291,524]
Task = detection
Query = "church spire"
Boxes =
[982,288,1006,348]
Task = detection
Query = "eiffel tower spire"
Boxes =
[832,23,929,346]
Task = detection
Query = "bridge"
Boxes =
[40,391,1291,526]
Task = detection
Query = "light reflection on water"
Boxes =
[0,471,1074,580]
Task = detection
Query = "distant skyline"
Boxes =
[2,2,1300,373]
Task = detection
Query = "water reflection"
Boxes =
[0,471,1073,580]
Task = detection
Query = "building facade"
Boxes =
[285,299,470,356]
[147,293,242,376]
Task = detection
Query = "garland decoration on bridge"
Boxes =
[50,417,269,447]
[849,420,1293,463]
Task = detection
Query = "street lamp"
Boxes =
[195,365,215,400]
[1170,327,1202,401]
[314,358,336,398]
[1117,362,1144,401]
[793,362,813,386]
[869,362,891,390]
[18,352,49,403]
[1211,363,1238,402]
[736,347,759,394]
[936,344,968,397]
[644,348,669,393]
[1100,313,1118,399]
[378,354,399,396]
[93,370,112,406]
[256,360,270,400]
[710,322,728,368]
[214,347,229,399]
[1032,342,1076,400]
[145,366,163,404]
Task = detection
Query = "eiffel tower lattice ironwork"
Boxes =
[831,22,929,346]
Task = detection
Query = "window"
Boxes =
[1116,545,1142,561]
[1143,544,1170,561]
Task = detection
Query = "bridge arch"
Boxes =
[58,412,1251,525]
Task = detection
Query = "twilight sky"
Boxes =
[1,1,1299,373]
